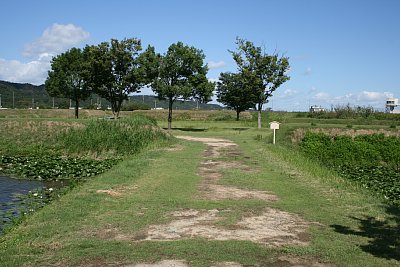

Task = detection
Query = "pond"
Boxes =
[0,176,67,234]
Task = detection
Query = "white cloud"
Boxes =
[277,88,297,98]
[23,23,90,58]
[208,60,226,69]
[357,91,393,101]
[312,90,395,110]
[313,92,331,101]
[0,24,90,85]
[0,58,50,85]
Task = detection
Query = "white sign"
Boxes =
[269,121,280,144]
[270,121,280,130]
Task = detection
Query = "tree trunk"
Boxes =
[257,102,263,129]
[236,110,240,121]
[168,98,173,130]
[75,99,79,119]
[114,99,122,119]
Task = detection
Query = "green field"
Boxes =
[0,109,399,266]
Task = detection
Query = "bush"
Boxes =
[300,132,400,203]
[57,115,170,156]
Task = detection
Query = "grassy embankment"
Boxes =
[0,109,399,266]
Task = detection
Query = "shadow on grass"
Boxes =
[231,127,250,131]
[331,204,400,260]
[165,127,207,132]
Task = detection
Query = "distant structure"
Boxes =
[386,98,400,113]
[309,105,325,113]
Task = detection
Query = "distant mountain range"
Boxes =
[0,80,222,110]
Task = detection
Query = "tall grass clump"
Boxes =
[58,115,172,156]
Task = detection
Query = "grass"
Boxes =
[0,110,399,266]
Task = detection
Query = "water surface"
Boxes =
[0,176,45,211]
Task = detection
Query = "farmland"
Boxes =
[0,109,399,266]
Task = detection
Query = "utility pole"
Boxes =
[0,94,2,108]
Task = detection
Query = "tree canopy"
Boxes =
[230,37,290,128]
[151,42,214,129]
[216,72,256,120]
[85,38,157,118]
[45,47,91,118]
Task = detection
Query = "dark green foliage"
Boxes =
[216,72,255,120]
[86,39,158,118]
[230,37,290,128]
[151,42,214,129]
[0,155,118,180]
[300,132,400,203]
[45,47,92,118]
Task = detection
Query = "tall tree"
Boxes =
[45,47,91,118]
[216,72,255,121]
[231,37,290,128]
[151,42,214,130]
[86,38,157,118]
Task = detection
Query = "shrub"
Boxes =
[57,115,170,156]
[300,132,400,203]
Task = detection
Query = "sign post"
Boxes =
[269,121,280,145]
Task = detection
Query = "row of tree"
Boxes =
[45,37,290,129]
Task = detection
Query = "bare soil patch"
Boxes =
[96,184,139,197]
[128,260,188,267]
[126,260,245,267]
[270,255,335,267]
[143,208,311,246]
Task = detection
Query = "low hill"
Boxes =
[0,80,222,110]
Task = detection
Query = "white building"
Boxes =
[309,105,325,113]
[386,98,400,114]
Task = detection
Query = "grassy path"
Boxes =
[0,126,399,266]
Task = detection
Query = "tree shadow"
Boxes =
[331,204,400,260]
[165,127,207,132]
[231,127,250,131]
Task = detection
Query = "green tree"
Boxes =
[45,47,91,118]
[151,42,213,129]
[86,38,157,118]
[231,37,290,128]
[216,72,255,120]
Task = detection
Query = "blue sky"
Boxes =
[1,0,399,111]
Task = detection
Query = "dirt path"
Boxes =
[138,136,311,246]
[126,136,329,266]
